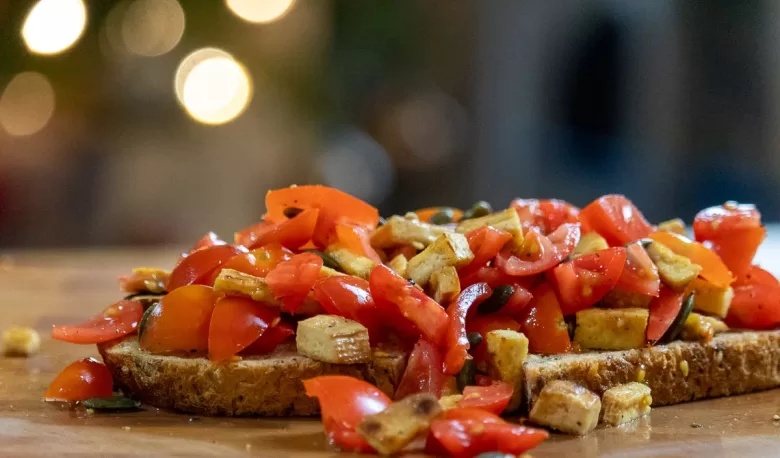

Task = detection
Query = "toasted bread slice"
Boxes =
[524,330,780,410]
[98,337,407,416]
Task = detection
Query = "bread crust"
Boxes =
[98,338,407,416]
[524,330,780,410]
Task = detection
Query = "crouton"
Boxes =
[485,330,529,412]
[681,313,728,342]
[601,382,652,426]
[357,393,441,455]
[3,326,40,356]
[657,218,686,235]
[371,216,452,250]
[686,278,733,318]
[406,233,473,288]
[530,380,601,435]
[296,315,371,364]
[213,269,275,303]
[325,245,376,280]
[574,308,649,351]
[572,232,609,259]
[387,254,408,278]
[646,241,702,290]
[430,266,461,304]
[456,208,524,248]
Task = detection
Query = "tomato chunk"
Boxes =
[496,223,581,277]
[430,419,548,458]
[265,252,323,313]
[461,227,512,276]
[167,245,247,291]
[52,300,144,344]
[208,296,280,361]
[511,198,583,234]
[616,242,660,296]
[648,231,734,287]
[44,358,113,402]
[394,338,447,400]
[444,283,492,375]
[735,265,779,287]
[726,284,780,330]
[139,285,219,355]
[458,381,513,415]
[189,232,227,254]
[693,202,761,241]
[549,247,627,315]
[646,287,684,344]
[335,222,382,264]
[579,194,652,246]
[707,226,766,280]
[241,321,295,356]
[521,283,572,354]
[313,276,382,340]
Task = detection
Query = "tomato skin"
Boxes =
[511,198,583,234]
[735,265,779,287]
[521,283,572,354]
[242,208,320,251]
[44,358,113,402]
[458,381,514,415]
[52,300,144,344]
[726,284,780,330]
[646,287,684,344]
[139,285,219,355]
[616,243,660,296]
[496,223,581,277]
[394,339,446,400]
[693,202,761,241]
[648,231,734,287]
[167,245,247,291]
[208,297,280,361]
[461,227,513,276]
[707,226,766,279]
[190,232,227,253]
[580,195,652,246]
[444,283,493,375]
[549,247,627,316]
[313,276,383,341]
[265,252,323,313]
[303,376,391,452]
[430,418,548,458]
[369,265,449,345]
[241,322,295,356]
[335,222,382,264]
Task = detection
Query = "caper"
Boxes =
[478,285,515,314]
[467,331,483,348]
[283,207,304,218]
[462,200,493,220]
[81,396,141,411]
[304,250,342,271]
[429,208,455,225]
[456,359,477,392]
[565,314,577,341]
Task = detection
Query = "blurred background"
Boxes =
[1,0,779,248]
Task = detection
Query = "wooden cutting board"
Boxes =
[2,249,779,457]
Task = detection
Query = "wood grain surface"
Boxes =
[2,249,780,457]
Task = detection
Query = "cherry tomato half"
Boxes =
[461,227,512,276]
[335,222,382,264]
[616,243,660,296]
[139,285,219,355]
[265,252,323,313]
[243,208,319,251]
[495,223,581,277]
[458,381,514,415]
[444,283,492,375]
[521,283,572,354]
[511,198,583,234]
[167,245,247,291]
[725,284,780,330]
[241,321,295,356]
[735,265,779,287]
[430,418,549,458]
[394,338,447,400]
[693,202,761,242]
[189,231,227,254]
[44,358,113,402]
[707,226,766,280]
[549,247,627,316]
[313,276,383,341]
[646,287,684,344]
[579,194,652,246]
[208,296,280,361]
[648,231,734,287]
[52,300,144,344]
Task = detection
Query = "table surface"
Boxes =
[2,249,780,457]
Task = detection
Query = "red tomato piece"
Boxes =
[549,247,627,315]
[735,265,779,287]
[430,419,549,458]
[313,276,383,341]
[444,283,493,375]
[241,322,295,356]
[303,376,391,451]
[208,297,280,361]
[616,243,660,296]
[707,226,766,279]
[265,252,323,313]
[461,227,513,276]
[496,223,581,277]
[646,287,684,344]
[52,300,144,344]
[189,231,227,254]
[246,208,320,250]
[139,285,219,355]
[458,381,514,415]
[648,231,734,287]
[511,198,583,234]
[579,194,652,246]
[369,265,449,345]
[726,284,780,330]
[44,358,113,402]
[394,338,446,400]
[693,202,761,242]
[204,243,294,285]
[501,285,534,316]
[521,283,572,354]
[416,207,464,223]
[335,222,382,264]
[167,245,247,291]
[234,220,275,248]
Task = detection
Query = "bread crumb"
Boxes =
[85,408,95,415]
[3,326,40,356]
[245,443,252,451]
[122,426,131,431]
[773,415,780,421]
[691,423,702,428]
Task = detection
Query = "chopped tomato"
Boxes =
[52,300,144,344]
[726,284,780,330]
[438,407,504,423]
[208,297,280,361]
[234,220,274,248]
[549,247,627,315]
[521,283,572,354]
[646,287,684,344]
[303,375,391,452]
[416,207,464,223]
[511,198,584,234]
[501,285,534,316]
[44,358,113,402]
[167,245,247,291]
[735,265,779,287]
[693,202,762,241]
[430,418,549,458]
[579,194,652,246]
[240,208,319,251]
[458,381,514,415]
[313,276,383,341]
[461,227,512,276]
[466,314,522,364]
[707,226,766,279]
[189,231,226,254]
[241,322,295,355]
[369,265,449,345]
[335,222,382,264]
[444,283,492,375]
[139,285,219,355]
[265,252,323,313]
[394,338,446,400]
[495,223,581,277]
[204,243,293,285]
[648,231,734,287]
[265,185,380,248]
[616,243,660,296]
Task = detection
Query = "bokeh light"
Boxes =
[0,72,56,137]
[21,0,87,55]
[225,0,295,24]
[121,0,185,57]
[174,48,253,125]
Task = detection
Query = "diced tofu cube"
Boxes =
[657,218,686,235]
[406,233,473,287]
[430,266,461,304]
[213,269,275,303]
[3,326,41,357]
[296,315,371,364]
[456,208,524,248]
[686,278,733,318]
[386,254,408,278]
[325,245,376,280]
[681,312,728,342]
[485,330,529,412]
[601,287,653,309]
[371,216,452,250]
[601,382,652,426]
[646,241,702,290]
[357,393,441,455]
[574,308,649,350]
[530,380,601,435]
[572,232,609,259]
